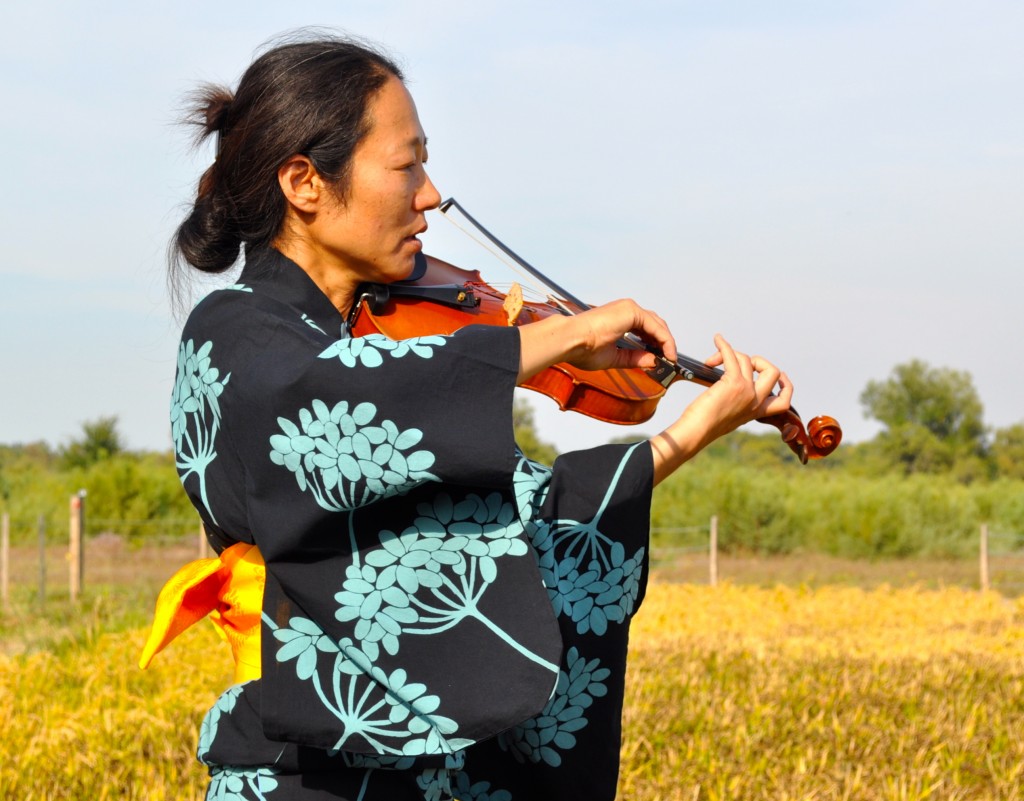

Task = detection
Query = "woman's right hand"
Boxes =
[517,298,677,383]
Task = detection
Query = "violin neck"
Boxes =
[614,332,721,388]
[649,353,805,428]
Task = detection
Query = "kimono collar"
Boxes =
[238,248,348,337]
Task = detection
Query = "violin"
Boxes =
[347,199,842,464]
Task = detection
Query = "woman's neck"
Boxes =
[272,236,358,318]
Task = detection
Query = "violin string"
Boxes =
[438,206,579,313]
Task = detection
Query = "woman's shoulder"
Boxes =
[183,278,340,342]
[177,283,344,397]
[181,282,271,340]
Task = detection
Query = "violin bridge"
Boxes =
[503,282,524,325]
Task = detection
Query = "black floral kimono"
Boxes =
[166,247,652,801]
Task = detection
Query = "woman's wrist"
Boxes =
[516,314,588,384]
[649,420,705,486]
[649,401,734,486]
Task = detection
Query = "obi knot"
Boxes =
[139,541,265,684]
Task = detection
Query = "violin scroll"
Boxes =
[758,412,843,464]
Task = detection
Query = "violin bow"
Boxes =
[437,197,841,462]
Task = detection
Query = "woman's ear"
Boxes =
[277,155,324,213]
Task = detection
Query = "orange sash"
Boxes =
[139,542,265,684]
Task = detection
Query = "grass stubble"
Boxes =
[2,548,1023,800]
[620,583,1024,801]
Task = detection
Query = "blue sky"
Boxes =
[1,1,1021,454]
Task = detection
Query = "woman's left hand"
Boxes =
[649,334,793,485]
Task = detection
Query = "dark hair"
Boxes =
[168,32,403,308]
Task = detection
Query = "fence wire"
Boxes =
[4,511,1024,610]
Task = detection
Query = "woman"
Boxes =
[141,33,791,801]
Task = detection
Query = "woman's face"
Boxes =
[316,75,441,285]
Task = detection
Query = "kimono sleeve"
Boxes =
[173,288,522,551]
[174,289,563,756]
[455,442,654,801]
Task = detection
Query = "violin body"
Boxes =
[348,253,842,463]
[349,255,672,424]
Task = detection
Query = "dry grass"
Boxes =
[0,624,221,800]
[4,538,201,595]
[621,583,1024,800]
[3,543,1024,799]
[651,550,1024,596]
[0,539,198,658]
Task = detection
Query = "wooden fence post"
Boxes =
[709,514,719,587]
[198,521,212,559]
[69,491,86,602]
[979,522,989,593]
[1,512,9,612]
[38,513,46,609]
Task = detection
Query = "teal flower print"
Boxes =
[365,527,459,593]
[301,313,326,334]
[362,493,528,596]
[414,492,530,576]
[415,753,467,801]
[530,518,557,557]
[452,772,512,801]
[207,766,279,800]
[547,544,644,636]
[498,647,609,767]
[197,683,245,764]
[549,557,601,621]
[333,491,557,673]
[512,451,552,522]
[262,613,463,756]
[269,399,437,510]
[171,339,230,524]
[273,616,341,679]
[318,333,446,368]
[171,340,229,447]
[417,767,452,801]
[606,544,645,619]
[271,619,374,684]
[334,562,420,659]
[368,665,457,739]
[528,444,647,635]
[533,523,645,635]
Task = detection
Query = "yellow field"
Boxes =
[2,582,1022,800]
[621,584,1024,800]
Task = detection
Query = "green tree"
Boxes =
[59,416,126,470]
[513,398,558,465]
[0,452,9,502]
[78,451,195,539]
[700,429,804,469]
[607,432,650,446]
[859,360,988,478]
[992,422,1024,479]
